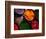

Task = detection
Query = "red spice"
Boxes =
[32,20,39,29]
[14,24,19,30]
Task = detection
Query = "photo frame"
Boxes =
[5,1,45,38]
